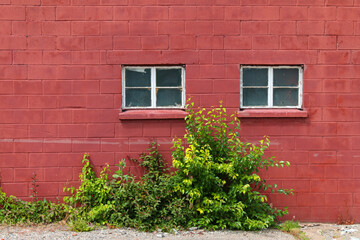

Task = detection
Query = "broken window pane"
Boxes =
[156,69,182,87]
[273,68,299,86]
[125,89,151,107]
[273,88,298,106]
[243,88,268,106]
[243,68,268,86]
[157,88,182,107]
[125,68,151,87]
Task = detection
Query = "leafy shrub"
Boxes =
[63,102,291,231]
[63,153,114,225]
[64,144,190,232]
[0,189,66,224]
[109,143,190,231]
[171,101,292,230]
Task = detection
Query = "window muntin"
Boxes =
[122,66,185,109]
[240,66,303,109]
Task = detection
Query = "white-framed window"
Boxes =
[122,66,185,109]
[240,65,303,109]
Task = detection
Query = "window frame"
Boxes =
[122,65,186,110]
[240,65,303,109]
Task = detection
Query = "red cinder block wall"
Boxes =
[0,0,359,222]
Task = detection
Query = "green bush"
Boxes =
[0,189,66,224]
[63,153,114,226]
[171,101,292,230]
[108,144,190,231]
[64,144,190,232]
[63,101,291,231]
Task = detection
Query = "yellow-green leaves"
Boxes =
[171,101,291,230]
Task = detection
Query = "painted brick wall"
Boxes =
[0,0,359,222]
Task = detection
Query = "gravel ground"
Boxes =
[300,223,360,240]
[0,223,296,240]
[3,222,360,239]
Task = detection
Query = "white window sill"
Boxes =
[237,109,308,118]
[119,110,187,120]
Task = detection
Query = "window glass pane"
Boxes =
[157,88,182,107]
[273,88,298,106]
[243,68,268,86]
[156,69,182,87]
[125,89,151,107]
[125,68,151,87]
[243,88,268,106]
[273,68,299,86]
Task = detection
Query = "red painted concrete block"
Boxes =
[297,21,324,35]
[297,193,325,207]
[101,22,128,35]
[85,6,113,20]
[242,21,268,34]
[311,180,338,193]
[158,21,184,35]
[0,52,11,65]
[29,153,58,167]
[29,125,58,138]
[291,131,321,148]
[224,6,251,20]
[57,36,84,50]
[14,80,43,95]
[58,125,86,138]
[253,36,279,49]
[0,6,25,20]
[143,122,171,137]
[42,22,71,36]
[297,165,325,178]
[308,7,336,20]
[87,123,114,137]
[56,6,84,20]
[252,6,279,20]
[309,151,337,164]
[269,21,296,34]
[72,22,100,36]
[197,6,224,20]
[169,35,196,50]
[15,168,44,182]
[0,96,27,108]
[43,51,71,65]
[0,36,26,50]
[337,7,360,20]
[325,21,354,35]
[280,36,308,50]
[325,193,353,207]
[2,183,28,197]
[0,153,28,168]
[224,36,251,49]
[185,21,213,35]
[309,36,337,50]
[12,22,42,36]
[26,6,55,20]
[325,166,354,179]
[142,36,169,50]
[130,21,157,35]
[44,167,73,181]
[280,6,307,20]
[0,124,27,138]
[142,6,168,20]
